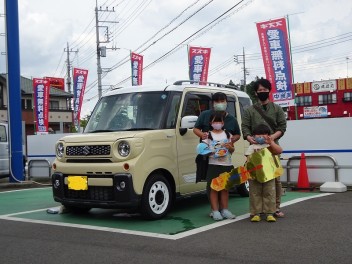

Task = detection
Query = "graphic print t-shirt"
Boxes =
[204,131,232,166]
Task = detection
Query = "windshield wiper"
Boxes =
[89,130,114,133]
[122,128,155,131]
[89,128,155,133]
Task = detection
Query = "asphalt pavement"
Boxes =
[0,182,351,264]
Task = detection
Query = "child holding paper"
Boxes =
[246,124,283,222]
[201,112,236,221]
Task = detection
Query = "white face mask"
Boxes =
[211,123,223,130]
[214,102,227,111]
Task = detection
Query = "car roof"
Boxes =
[103,80,250,98]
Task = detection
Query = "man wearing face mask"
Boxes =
[193,92,241,143]
[241,78,287,218]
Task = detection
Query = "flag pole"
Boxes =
[286,14,298,120]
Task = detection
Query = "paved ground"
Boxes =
[0,179,351,264]
[0,186,321,237]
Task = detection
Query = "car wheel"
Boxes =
[236,181,249,197]
[141,173,172,220]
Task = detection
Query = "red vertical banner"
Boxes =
[33,78,50,134]
[73,68,88,130]
[131,52,143,86]
[256,18,294,106]
[188,46,211,84]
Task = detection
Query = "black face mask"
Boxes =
[257,92,270,101]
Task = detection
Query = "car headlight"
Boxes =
[118,141,130,157]
[56,142,64,158]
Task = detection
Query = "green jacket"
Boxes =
[241,102,287,142]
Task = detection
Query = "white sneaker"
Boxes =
[211,210,223,221]
[221,209,236,219]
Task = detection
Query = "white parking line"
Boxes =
[0,193,334,240]
[0,187,51,194]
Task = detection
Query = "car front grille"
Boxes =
[66,145,111,156]
[64,186,114,201]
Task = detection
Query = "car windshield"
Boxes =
[85,91,169,132]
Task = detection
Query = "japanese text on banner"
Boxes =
[256,18,293,106]
[73,68,88,130]
[33,78,50,134]
[188,46,211,84]
[130,52,143,86]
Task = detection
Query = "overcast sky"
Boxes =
[1,0,352,116]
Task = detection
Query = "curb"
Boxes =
[0,178,51,189]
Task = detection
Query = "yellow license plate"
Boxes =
[68,176,88,190]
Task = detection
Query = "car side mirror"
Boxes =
[179,115,198,136]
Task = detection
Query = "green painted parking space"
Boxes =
[0,188,323,236]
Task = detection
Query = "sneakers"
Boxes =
[221,209,236,219]
[266,214,276,222]
[274,210,285,218]
[251,214,277,222]
[210,210,223,221]
[251,215,261,222]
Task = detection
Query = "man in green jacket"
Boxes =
[241,78,287,218]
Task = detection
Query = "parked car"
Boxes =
[51,81,252,219]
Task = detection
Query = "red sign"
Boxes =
[188,46,211,84]
[256,18,293,105]
[44,77,65,90]
[73,68,88,129]
[131,52,143,86]
[33,78,50,134]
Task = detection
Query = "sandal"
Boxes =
[274,210,285,218]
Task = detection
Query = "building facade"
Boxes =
[0,74,73,137]
[287,77,352,120]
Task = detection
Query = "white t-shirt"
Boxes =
[203,131,232,166]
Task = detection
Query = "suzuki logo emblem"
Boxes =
[82,146,90,156]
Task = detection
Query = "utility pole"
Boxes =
[95,0,116,99]
[64,42,78,110]
[234,47,249,93]
[242,47,246,92]
[347,57,350,78]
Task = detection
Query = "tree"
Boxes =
[80,114,91,129]
[245,76,262,103]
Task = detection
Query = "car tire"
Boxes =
[236,181,249,197]
[141,173,172,220]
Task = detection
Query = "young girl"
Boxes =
[203,112,236,221]
[245,124,283,222]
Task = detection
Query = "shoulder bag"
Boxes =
[253,104,276,132]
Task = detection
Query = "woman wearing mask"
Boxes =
[241,78,287,218]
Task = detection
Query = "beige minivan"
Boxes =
[51,81,251,219]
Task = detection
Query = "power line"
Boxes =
[105,0,215,75]
[109,0,249,89]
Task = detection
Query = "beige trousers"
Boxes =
[275,177,282,211]
[249,178,276,215]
